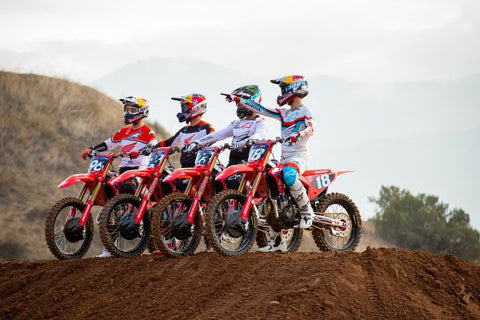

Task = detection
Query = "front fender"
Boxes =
[108,169,153,187]
[215,164,254,181]
[58,174,95,189]
[163,168,200,183]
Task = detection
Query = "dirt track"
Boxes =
[1,248,479,320]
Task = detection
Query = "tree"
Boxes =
[370,186,480,263]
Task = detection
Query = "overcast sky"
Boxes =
[1,0,479,83]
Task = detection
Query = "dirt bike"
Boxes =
[98,146,180,257]
[45,151,122,260]
[205,138,362,256]
[151,144,230,257]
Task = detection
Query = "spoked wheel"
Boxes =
[152,193,202,257]
[256,227,303,253]
[312,192,362,252]
[45,197,93,260]
[98,194,150,257]
[205,190,257,256]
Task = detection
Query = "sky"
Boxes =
[1,0,479,83]
[1,0,479,229]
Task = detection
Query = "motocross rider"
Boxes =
[81,96,157,257]
[187,85,267,165]
[148,93,214,167]
[227,75,314,252]
[135,93,215,254]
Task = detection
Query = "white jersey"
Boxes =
[195,116,267,164]
[236,98,314,157]
[195,116,267,146]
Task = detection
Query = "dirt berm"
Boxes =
[0,248,479,320]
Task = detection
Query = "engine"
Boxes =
[266,195,300,231]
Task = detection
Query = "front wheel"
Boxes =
[45,197,93,260]
[151,193,203,257]
[98,194,150,258]
[205,189,257,256]
[312,192,362,252]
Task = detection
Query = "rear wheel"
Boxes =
[98,194,150,258]
[205,190,257,256]
[312,193,361,252]
[45,197,93,260]
[152,193,202,257]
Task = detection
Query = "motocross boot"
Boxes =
[258,227,287,252]
[289,180,314,229]
[96,248,112,258]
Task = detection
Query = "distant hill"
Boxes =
[94,58,480,231]
[0,72,168,260]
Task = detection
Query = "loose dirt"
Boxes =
[1,248,479,320]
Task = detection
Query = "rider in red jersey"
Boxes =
[81,96,157,257]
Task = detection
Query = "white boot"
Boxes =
[96,248,111,258]
[258,227,287,252]
[289,180,314,229]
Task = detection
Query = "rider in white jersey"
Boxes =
[230,75,314,243]
[190,85,267,166]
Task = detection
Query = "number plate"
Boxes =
[248,144,268,162]
[88,156,109,173]
[195,149,215,166]
[148,151,166,168]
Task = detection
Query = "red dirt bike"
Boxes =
[205,138,362,256]
[45,151,122,260]
[97,146,180,257]
[151,144,230,257]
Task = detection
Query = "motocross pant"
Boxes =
[280,153,313,215]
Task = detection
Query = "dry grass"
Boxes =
[0,71,168,260]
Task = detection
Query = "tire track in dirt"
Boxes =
[360,249,392,320]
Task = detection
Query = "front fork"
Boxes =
[64,185,88,227]
[186,175,209,224]
[134,174,159,223]
[240,169,263,221]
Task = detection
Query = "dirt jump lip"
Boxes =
[0,248,479,320]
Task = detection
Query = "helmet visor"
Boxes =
[125,106,140,114]
[181,103,191,113]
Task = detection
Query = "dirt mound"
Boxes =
[1,248,479,320]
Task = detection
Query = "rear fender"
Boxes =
[58,174,95,189]
[108,169,153,187]
[302,169,354,200]
[163,168,201,183]
[215,164,254,181]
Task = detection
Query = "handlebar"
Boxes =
[85,150,124,159]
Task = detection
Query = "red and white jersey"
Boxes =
[105,125,157,168]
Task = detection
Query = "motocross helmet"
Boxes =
[172,93,207,123]
[231,85,262,119]
[271,75,308,106]
[120,96,150,124]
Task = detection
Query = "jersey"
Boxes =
[104,125,157,168]
[158,121,214,167]
[236,98,314,157]
[194,116,267,164]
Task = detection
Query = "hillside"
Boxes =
[0,71,168,260]
[0,249,479,319]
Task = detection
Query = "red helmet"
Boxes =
[172,93,207,123]
[271,75,309,106]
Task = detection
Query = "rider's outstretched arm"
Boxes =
[194,123,233,147]
[154,130,181,148]
[237,98,281,121]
